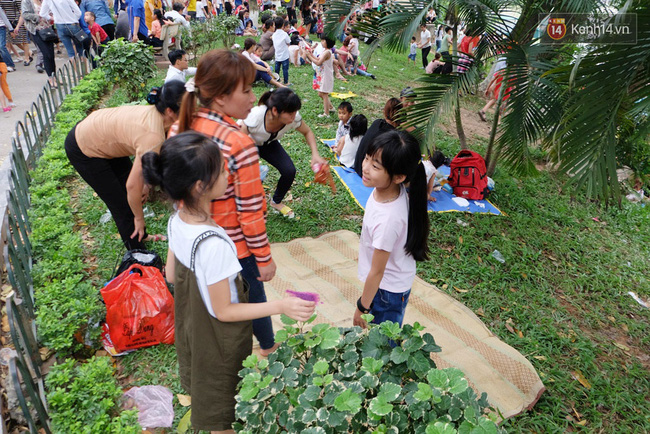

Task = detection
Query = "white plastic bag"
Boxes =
[122,385,174,428]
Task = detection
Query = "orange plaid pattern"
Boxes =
[170,109,272,267]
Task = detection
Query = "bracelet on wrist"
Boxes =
[356,297,372,314]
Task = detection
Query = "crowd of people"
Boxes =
[2,1,510,432]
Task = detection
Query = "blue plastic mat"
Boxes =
[322,139,503,215]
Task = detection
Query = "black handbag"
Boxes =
[73,28,90,44]
[114,249,163,278]
[37,26,58,42]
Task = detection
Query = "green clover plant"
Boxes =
[235,315,503,433]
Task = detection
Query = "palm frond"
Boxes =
[405,64,482,153]
[552,5,650,202]
[496,43,565,176]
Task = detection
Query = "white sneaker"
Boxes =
[9,102,16,108]
[6,66,15,72]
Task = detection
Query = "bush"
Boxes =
[235,315,502,433]
[99,39,156,95]
[47,357,140,433]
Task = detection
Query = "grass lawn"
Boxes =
[71,43,650,432]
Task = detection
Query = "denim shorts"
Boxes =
[370,288,411,326]
[408,53,416,61]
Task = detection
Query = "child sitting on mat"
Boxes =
[335,101,353,143]
[336,114,367,168]
[423,150,449,201]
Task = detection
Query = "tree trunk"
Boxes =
[455,93,468,149]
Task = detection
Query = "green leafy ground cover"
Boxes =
[63,46,650,432]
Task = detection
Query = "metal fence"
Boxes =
[1,56,94,434]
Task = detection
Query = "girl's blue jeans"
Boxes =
[370,288,411,326]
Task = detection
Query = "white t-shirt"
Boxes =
[311,42,324,73]
[241,105,302,146]
[339,134,361,168]
[272,29,291,62]
[358,186,415,293]
[349,37,360,56]
[241,50,256,64]
[420,29,431,49]
[168,213,242,319]
[196,0,206,18]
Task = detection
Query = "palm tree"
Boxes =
[325,0,649,203]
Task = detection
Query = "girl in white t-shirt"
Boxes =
[141,131,315,431]
[336,113,367,168]
[353,130,429,329]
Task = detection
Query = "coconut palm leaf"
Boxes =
[495,43,565,176]
[551,2,649,202]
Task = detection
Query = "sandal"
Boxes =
[145,234,168,242]
[273,205,295,219]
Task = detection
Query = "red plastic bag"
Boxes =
[100,264,174,355]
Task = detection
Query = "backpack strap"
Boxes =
[189,230,236,273]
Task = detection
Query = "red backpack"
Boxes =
[448,150,489,200]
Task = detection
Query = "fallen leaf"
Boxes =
[458,236,463,244]
[577,420,587,426]
[614,342,630,352]
[521,273,528,279]
[505,318,515,334]
[533,355,547,361]
[2,316,9,333]
[477,255,482,264]
[177,394,192,407]
[516,329,524,338]
[476,307,485,317]
[509,287,517,293]
[95,350,109,357]
[621,323,629,332]
[442,284,448,290]
[453,286,468,293]
[430,278,440,284]
[454,253,460,260]
[177,409,192,434]
[305,182,311,187]
[571,370,592,389]
[607,316,616,323]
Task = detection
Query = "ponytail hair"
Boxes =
[366,130,429,261]
[147,80,186,115]
[178,49,256,132]
[258,87,302,113]
[142,132,224,218]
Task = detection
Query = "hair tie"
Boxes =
[185,78,196,93]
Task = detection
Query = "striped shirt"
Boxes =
[169,109,272,267]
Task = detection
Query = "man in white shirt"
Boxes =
[164,2,191,31]
[165,49,197,83]
[271,17,291,85]
[417,23,431,69]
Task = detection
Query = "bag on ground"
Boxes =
[101,264,174,355]
[447,150,489,200]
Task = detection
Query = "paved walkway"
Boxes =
[0,46,70,166]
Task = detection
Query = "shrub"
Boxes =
[46,357,140,433]
[235,315,502,433]
[99,39,156,95]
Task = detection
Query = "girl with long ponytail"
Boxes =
[352,129,429,329]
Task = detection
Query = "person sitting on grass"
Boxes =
[335,101,352,143]
[336,114,367,168]
[165,49,197,83]
[241,38,284,88]
[425,52,444,74]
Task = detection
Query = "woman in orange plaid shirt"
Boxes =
[172,49,280,361]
